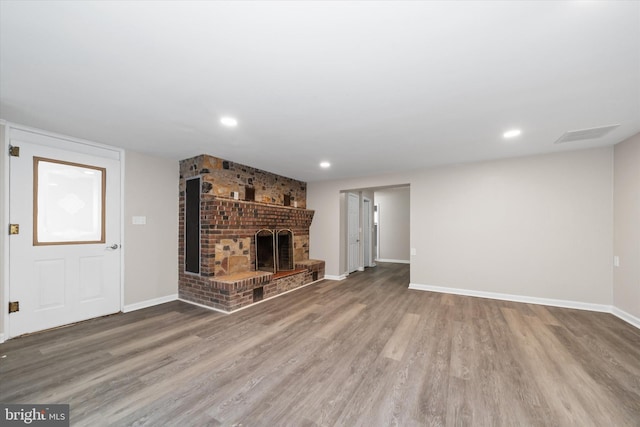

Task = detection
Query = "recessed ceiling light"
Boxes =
[503,129,522,139]
[220,116,238,127]
[320,161,331,168]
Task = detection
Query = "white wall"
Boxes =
[337,192,347,276]
[374,187,410,262]
[0,123,7,339]
[123,150,179,309]
[309,147,614,307]
[613,133,640,323]
[412,148,613,305]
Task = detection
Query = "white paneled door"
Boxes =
[348,193,360,273]
[8,128,121,338]
[363,198,372,268]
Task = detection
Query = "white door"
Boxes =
[8,128,121,338]
[347,193,359,273]
[363,198,372,268]
[373,204,379,261]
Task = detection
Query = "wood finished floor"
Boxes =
[1,263,639,426]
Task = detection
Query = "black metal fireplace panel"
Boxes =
[256,229,294,273]
[256,229,275,273]
[277,230,294,271]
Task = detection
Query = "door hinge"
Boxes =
[9,301,19,314]
[9,145,20,157]
[9,224,19,235]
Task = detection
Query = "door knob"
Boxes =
[108,244,120,250]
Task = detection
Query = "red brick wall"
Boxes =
[200,197,314,277]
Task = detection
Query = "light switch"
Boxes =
[614,256,620,267]
[410,248,417,256]
[132,216,146,225]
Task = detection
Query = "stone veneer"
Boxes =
[178,154,324,312]
[182,154,307,208]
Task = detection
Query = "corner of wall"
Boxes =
[0,123,7,339]
[612,132,640,321]
[611,306,640,330]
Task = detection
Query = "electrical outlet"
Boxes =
[132,216,146,225]
[410,248,417,256]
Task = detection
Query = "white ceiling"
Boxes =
[1,1,639,182]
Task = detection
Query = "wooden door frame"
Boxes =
[1,121,125,343]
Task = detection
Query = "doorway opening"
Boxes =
[339,185,410,280]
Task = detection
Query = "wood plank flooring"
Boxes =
[1,263,639,426]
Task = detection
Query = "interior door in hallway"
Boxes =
[348,192,359,273]
[8,128,122,338]
[363,197,372,267]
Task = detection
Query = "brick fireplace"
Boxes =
[178,154,325,312]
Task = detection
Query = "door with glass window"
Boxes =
[8,128,121,338]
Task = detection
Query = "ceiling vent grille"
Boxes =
[554,124,620,144]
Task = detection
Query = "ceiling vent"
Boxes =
[554,124,620,144]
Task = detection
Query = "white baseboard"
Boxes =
[0,333,5,344]
[324,274,347,281]
[408,283,611,313]
[178,298,230,315]
[123,294,178,313]
[357,267,365,272]
[376,259,410,264]
[611,307,640,329]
